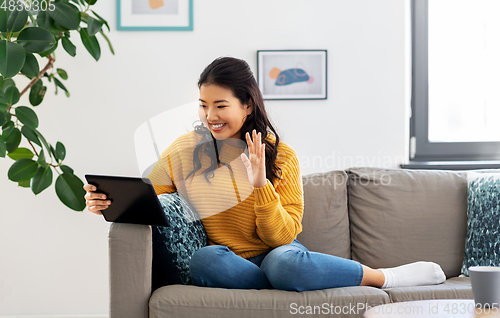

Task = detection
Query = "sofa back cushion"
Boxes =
[347,167,467,278]
[298,170,350,259]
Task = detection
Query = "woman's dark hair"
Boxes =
[187,57,282,186]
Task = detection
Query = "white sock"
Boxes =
[378,261,446,288]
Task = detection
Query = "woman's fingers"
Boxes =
[83,184,96,192]
[246,130,263,154]
[88,205,105,215]
[86,199,111,206]
[261,143,265,163]
[257,131,262,158]
[84,191,107,201]
[83,183,110,215]
[246,131,254,153]
[86,199,110,215]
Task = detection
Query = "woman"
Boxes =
[84,57,446,291]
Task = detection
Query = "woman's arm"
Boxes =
[147,152,177,195]
[253,146,304,247]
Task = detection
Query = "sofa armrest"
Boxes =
[109,223,152,318]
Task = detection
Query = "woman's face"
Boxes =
[198,84,252,140]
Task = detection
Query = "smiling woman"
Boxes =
[84,56,448,292]
[198,84,252,141]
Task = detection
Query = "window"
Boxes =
[406,0,500,169]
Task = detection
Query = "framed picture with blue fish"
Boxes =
[257,50,327,100]
[117,0,193,31]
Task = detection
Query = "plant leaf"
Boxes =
[0,76,15,92]
[34,129,53,161]
[56,141,66,160]
[4,111,11,123]
[0,40,26,78]
[60,164,73,175]
[50,144,58,162]
[37,149,48,168]
[87,17,103,36]
[80,28,100,61]
[5,128,21,152]
[5,86,20,105]
[17,27,56,53]
[56,68,68,80]
[20,52,40,78]
[53,77,70,97]
[6,8,29,33]
[3,125,19,143]
[18,180,31,188]
[29,80,46,106]
[7,147,34,160]
[2,120,13,130]
[38,39,58,58]
[61,37,76,57]
[0,106,7,126]
[98,30,114,55]
[55,173,86,211]
[31,165,53,195]
[21,126,41,147]
[15,106,39,128]
[0,10,8,32]
[0,135,5,158]
[91,10,110,32]
[7,158,38,182]
[36,10,54,30]
[49,2,81,30]
[85,0,98,5]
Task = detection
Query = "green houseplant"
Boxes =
[0,0,113,211]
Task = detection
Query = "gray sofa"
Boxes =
[108,167,476,318]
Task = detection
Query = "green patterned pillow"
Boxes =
[151,192,207,290]
[461,172,500,276]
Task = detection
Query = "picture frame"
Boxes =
[117,0,193,31]
[257,50,327,100]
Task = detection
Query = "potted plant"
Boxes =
[0,0,113,211]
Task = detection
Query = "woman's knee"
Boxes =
[261,246,307,290]
[190,245,230,272]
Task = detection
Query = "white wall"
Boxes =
[0,0,410,316]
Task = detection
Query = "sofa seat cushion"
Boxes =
[347,167,468,278]
[299,170,350,259]
[149,285,390,318]
[382,277,473,303]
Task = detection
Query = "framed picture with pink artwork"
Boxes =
[117,0,193,31]
[257,50,327,100]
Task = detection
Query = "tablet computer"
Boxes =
[85,174,169,227]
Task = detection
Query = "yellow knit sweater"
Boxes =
[147,130,304,259]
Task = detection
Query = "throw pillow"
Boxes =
[152,192,207,291]
[461,172,500,276]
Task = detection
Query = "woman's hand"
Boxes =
[83,184,111,215]
[241,130,268,188]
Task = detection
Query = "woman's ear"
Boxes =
[246,100,253,115]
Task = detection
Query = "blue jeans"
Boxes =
[189,239,363,291]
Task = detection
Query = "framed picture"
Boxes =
[117,0,193,31]
[257,50,327,100]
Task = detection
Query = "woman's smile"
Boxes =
[210,123,226,131]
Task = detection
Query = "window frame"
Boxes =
[410,0,500,164]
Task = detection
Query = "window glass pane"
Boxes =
[428,0,500,142]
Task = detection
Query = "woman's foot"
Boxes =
[378,261,446,288]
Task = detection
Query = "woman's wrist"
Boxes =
[254,179,269,188]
